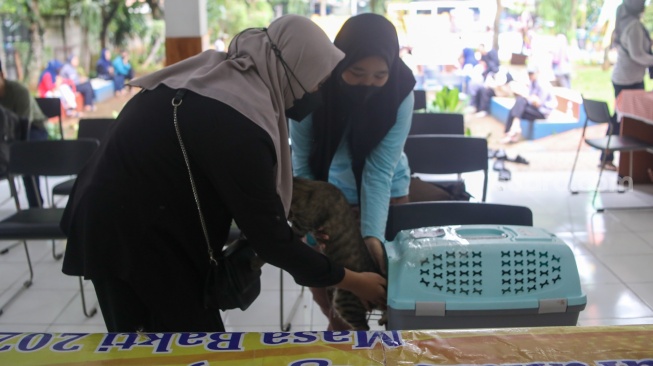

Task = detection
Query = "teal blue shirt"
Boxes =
[290,93,414,241]
[112,56,132,77]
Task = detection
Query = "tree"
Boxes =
[206,0,273,44]
[99,0,121,50]
[537,0,574,36]
[70,0,102,74]
[493,0,502,51]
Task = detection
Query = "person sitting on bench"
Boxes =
[501,65,556,144]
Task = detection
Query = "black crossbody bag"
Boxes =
[171,89,261,311]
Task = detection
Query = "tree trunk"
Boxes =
[493,0,502,51]
[61,15,68,59]
[24,0,46,86]
[142,34,164,69]
[569,0,578,42]
[100,1,120,49]
[81,27,91,74]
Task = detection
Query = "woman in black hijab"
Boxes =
[290,13,416,330]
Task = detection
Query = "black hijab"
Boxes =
[308,13,416,196]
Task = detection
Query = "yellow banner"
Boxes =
[0,325,652,365]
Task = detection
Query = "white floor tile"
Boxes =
[575,254,622,285]
[579,283,653,320]
[52,289,103,326]
[0,289,76,325]
[600,255,653,283]
[629,283,653,309]
[575,231,653,256]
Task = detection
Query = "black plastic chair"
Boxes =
[413,90,427,111]
[404,134,489,202]
[0,139,99,318]
[410,113,465,135]
[52,118,114,201]
[386,201,533,241]
[568,97,653,210]
[35,97,64,140]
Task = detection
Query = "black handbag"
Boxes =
[172,89,262,311]
[204,238,262,311]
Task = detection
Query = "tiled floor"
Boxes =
[1,160,653,333]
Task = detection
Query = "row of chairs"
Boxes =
[405,111,488,202]
[0,118,114,318]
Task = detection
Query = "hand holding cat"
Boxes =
[337,269,387,309]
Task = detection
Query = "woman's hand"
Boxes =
[337,269,387,309]
[364,237,387,276]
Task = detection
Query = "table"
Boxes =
[615,89,653,183]
[1,325,652,365]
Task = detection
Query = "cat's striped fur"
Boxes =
[289,177,384,330]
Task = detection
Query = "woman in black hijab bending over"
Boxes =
[290,13,416,330]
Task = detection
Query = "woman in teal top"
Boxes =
[290,13,415,330]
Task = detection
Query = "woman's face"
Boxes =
[341,56,389,87]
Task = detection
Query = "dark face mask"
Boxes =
[285,90,323,121]
[340,83,382,105]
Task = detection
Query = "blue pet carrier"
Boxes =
[384,225,586,330]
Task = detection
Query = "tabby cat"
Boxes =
[289,176,384,330]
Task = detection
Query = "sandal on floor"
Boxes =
[493,159,506,172]
[498,168,512,181]
[508,154,529,165]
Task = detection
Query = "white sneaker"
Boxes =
[473,111,488,118]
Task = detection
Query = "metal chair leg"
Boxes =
[78,277,97,318]
[51,240,63,260]
[568,121,587,194]
[279,268,305,331]
[0,241,34,317]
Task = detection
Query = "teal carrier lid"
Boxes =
[384,225,586,313]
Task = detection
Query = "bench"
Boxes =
[490,96,588,140]
[90,78,115,103]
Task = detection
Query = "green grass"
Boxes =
[572,65,652,114]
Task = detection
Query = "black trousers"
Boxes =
[474,87,495,112]
[505,96,545,133]
[22,126,48,208]
[602,81,645,163]
[75,81,96,107]
[92,274,225,333]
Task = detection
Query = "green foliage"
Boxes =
[431,87,463,113]
[207,0,273,43]
[573,65,652,114]
[537,0,573,35]
[110,2,147,48]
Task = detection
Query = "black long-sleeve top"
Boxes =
[61,85,345,289]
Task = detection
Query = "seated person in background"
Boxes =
[501,66,556,144]
[60,55,96,112]
[0,59,48,207]
[478,43,500,80]
[459,47,479,94]
[37,59,79,116]
[96,48,115,82]
[112,51,133,96]
[472,67,514,117]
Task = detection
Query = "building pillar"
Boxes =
[164,0,209,66]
